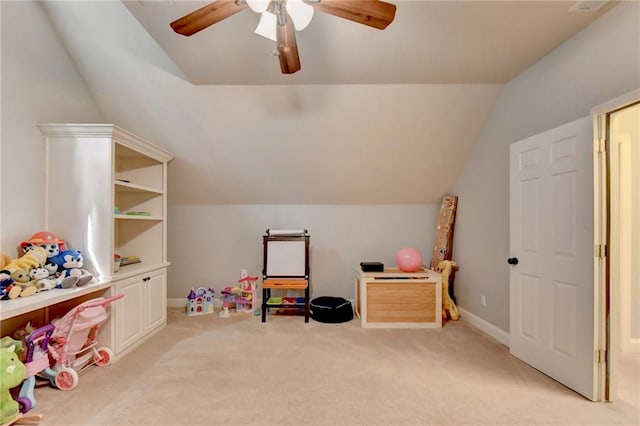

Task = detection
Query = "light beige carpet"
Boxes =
[31,309,639,425]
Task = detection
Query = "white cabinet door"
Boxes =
[115,275,145,354]
[146,270,167,332]
[114,268,167,355]
[509,116,597,400]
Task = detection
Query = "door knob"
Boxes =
[507,257,519,265]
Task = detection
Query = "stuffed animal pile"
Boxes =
[0,231,94,300]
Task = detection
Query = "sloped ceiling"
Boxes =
[124,0,612,85]
[39,1,613,204]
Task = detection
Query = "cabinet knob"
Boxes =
[507,257,519,266]
[143,277,151,282]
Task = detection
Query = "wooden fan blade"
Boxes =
[170,0,248,36]
[304,0,396,30]
[276,12,302,74]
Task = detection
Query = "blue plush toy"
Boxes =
[49,250,94,288]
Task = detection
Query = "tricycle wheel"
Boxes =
[55,367,79,391]
[95,347,114,367]
[17,396,32,413]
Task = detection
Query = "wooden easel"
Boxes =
[430,195,458,300]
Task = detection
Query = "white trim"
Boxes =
[592,112,609,401]
[591,89,640,115]
[590,88,640,402]
[167,298,186,308]
[38,123,173,163]
[458,306,510,347]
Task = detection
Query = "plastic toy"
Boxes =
[47,295,123,390]
[436,260,460,321]
[396,247,423,272]
[221,286,240,306]
[219,302,230,318]
[16,325,58,413]
[0,343,26,424]
[238,273,258,313]
[186,287,215,316]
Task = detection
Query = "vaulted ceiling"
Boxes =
[39,1,615,204]
[124,0,612,85]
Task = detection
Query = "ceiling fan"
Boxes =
[170,0,397,74]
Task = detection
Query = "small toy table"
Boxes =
[354,267,442,328]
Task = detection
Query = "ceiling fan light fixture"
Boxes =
[286,0,314,31]
[170,0,397,75]
[254,10,277,41]
[246,0,270,13]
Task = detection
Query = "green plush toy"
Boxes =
[0,342,27,425]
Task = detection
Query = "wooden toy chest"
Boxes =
[354,267,442,328]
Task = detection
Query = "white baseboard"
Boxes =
[167,298,186,308]
[169,298,510,346]
[168,297,266,309]
[458,306,510,347]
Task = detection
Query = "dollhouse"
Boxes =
[186,287,215,316]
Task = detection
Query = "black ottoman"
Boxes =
[309,296,354,323]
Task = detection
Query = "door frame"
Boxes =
[591,88,640,402]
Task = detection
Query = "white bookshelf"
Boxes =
[32,124,174,358]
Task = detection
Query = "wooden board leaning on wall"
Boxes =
[430,195,458,273]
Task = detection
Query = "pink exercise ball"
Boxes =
[396,247,423,272]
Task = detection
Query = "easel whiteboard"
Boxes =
[265,240,306,276]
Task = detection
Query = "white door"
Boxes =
[509,116,598,400]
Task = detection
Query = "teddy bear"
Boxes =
[49,249,93,288]
[0,342,27,425]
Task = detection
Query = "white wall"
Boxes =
[5,0,638,329]
[39,1,501,207]
[37,1,487,299]
[452,1,640,332]
[168,204,439,299]
[0,1,104,255]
